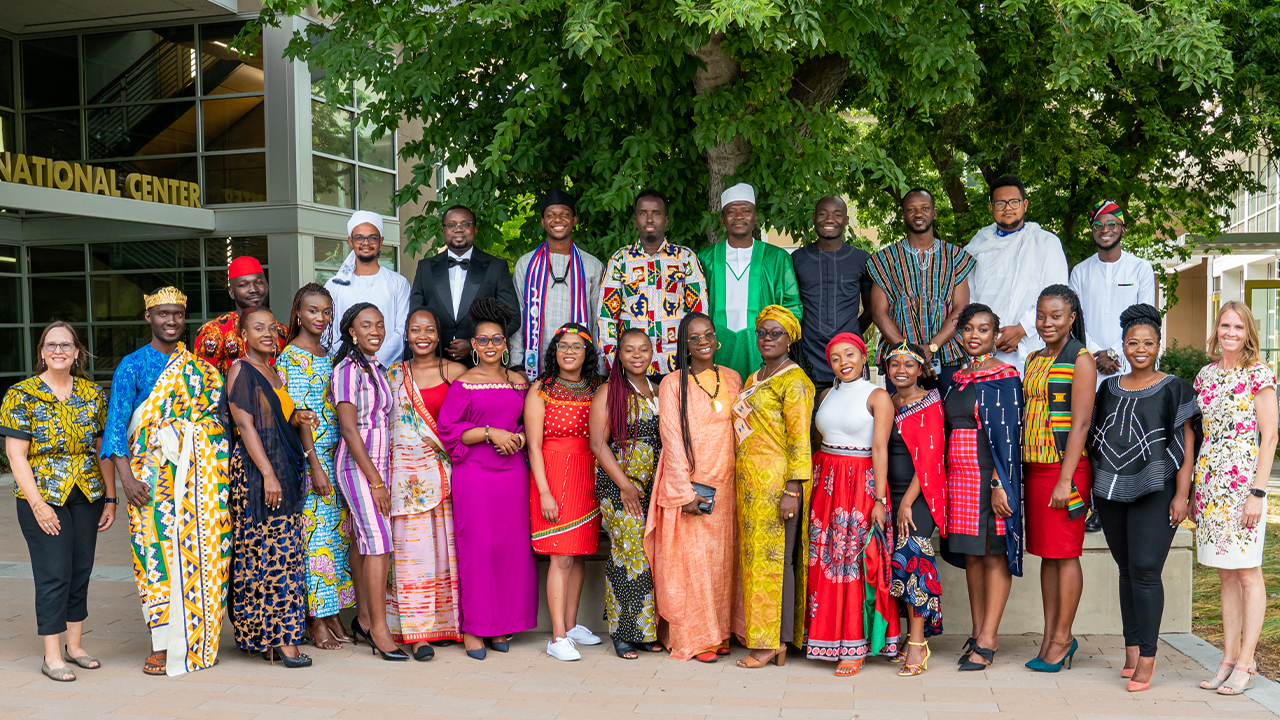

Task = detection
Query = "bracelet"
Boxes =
[782,489,802,498]
[485,425,491,443]
[369,482,385,490]
[103,497,118,504]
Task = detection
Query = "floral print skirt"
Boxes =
[303,485,355,617]
[595,469,657,644]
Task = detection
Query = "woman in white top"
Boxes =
[804,332,897,676]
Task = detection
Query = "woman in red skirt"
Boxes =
[806,333,900,676]
[525,323,605,661]
[1022,286,1096,672]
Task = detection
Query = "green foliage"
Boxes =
[252,0,1280,276]
[1159,339,1213,386]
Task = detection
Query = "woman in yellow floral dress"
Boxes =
[733,306,814,668]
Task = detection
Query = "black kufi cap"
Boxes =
[540,189,576,216]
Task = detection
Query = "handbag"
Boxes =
[690,481,716,514]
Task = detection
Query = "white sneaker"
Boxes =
[566,624,601,646]
[547,637,581,661]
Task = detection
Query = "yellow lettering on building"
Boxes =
[1,153,202,207]
[53,161,74,190]
[12,155,31,185]
[73,163,93,193]
[126,173,142,199]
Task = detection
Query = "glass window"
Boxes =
[0,37,12,109]
[91,240,201,272]
[21,37,78,109]
[0,244,18,273]
[359,167,395,216]
[85,101,198,159]
[313,158,354,209]
[0,276,20,324]
[94,323,184,376]
[357,117,394,169]
[312,100,353,159]
[207,269,273,315]
[83,27,197,105]
[200,22,264,96]
[30,276,87,323]
[205,236,268,267]
[28,245,84,274]
[24,111,82,161]
[0,111,14,154]
[0,328,24,375]
[28,325,88,369]
[203,96,264,151]
[92,271,202,321]
[98,156,199,195]
[204,152,266,205]
[314,237,346,284]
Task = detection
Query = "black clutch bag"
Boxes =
[690,481,716,514]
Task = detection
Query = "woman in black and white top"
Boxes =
[1088,304,1200,693]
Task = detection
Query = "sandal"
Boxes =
[958,645,995,672]
[957,637,976,665]
[736,646,786,668]
[1200,661,1236,690]
[613,639,638,660]
[142,651,166,676]
[308,619,343,650]
[41,661,76,682]
[1217,664,1257,696]
[634,642,665,653]
[63,646,100,669]
[834,658,864,677]
[898,641,930,677]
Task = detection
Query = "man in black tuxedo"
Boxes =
[409,205,520,364]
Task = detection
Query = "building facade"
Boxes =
[0,2,428,395]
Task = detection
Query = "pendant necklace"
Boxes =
[692,365,723,413]
[628,377,659,414]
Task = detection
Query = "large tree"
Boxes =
[256,0,1279,273]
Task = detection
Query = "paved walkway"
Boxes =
[0,485,1276,719]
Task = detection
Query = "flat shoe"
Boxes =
[63,646,100,669]
[42,661,75,682]
[413,644,435,661]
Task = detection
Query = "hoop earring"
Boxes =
[502,349,511,366]
[471,349,479,365]
[716,342,722,350]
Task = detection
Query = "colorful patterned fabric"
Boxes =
[867,239,976,366]
[1090,375,1202,502]
[1021,355,1059,464]
[384,362,461,643]
[944,429,993,538]
[699,240,803,381]
[123,344,230,676]
[1194,362,1276,569]
[1091,199,1124,223]
[101,344,170,459]
[193,310,287,377]
[331,355,394,556]
[520,242,591,376]
[1,376,107,503]
[596,393,660,644]
[893,389,948,534]
[735,365,813,650]
[530,380,600,554]
[276,345,354,617]
[598,241,707,373]
[890,533,943,637]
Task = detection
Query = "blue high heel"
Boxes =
[1027,638,1077,673]
[489,636,510,653]
[466,647,487,661]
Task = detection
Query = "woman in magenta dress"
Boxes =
[437,299,536,660]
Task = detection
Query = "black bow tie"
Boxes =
[448,257,470,269]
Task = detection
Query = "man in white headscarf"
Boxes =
[965,175,1069,372]
[323,210,412,366]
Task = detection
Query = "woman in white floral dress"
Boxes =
[1193,301,1278,696]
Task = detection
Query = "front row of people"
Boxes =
[4,285,1274,698]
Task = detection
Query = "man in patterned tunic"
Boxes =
[193,256,287,375]
[598,189,707,374]
[101,287,230,676]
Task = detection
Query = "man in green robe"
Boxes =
[698,183,803,380]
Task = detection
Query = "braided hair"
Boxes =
[675,312,712,473]
[538,322,602,393]
[1038,284,1087,346]
[1120,303,1162,342]
[284,283,332,344]
[606,327,653,444]
[330,302,382,381]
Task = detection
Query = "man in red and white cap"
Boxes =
[193,256,287,375]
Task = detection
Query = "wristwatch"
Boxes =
[928,342,939,354]
[1106,348,1120,362]
[990,478,1003,490]
[1250,488,1267,499]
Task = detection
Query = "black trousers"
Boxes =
[1093,483,1178,657]
[16,487,104,636]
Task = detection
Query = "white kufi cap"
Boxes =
[719,182,756,210]
[347,210,384,237]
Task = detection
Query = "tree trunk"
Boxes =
[788,54,850,139]
[691,34,751,243]
[929,143,971,246]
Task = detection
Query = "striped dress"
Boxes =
[331,355,394,556]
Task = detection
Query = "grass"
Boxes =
[1190,494,1280,679]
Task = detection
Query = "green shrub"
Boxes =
[1160,340,1212,387]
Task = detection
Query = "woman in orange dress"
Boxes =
[644,312,741,662]
[526,323,605,661]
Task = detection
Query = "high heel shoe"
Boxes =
[1027,638,1077,673]
[265,648,314,668]
[898,641,930,677]
[350,618,373,647]
[1200,661,1236,690]
[957,637,976,665]
[489,637,510,653]
[1128,658,1157,692]
[735,646,786,668]
[958,645,995,672]
[1217,664,1257,696]
[371,642,409,661]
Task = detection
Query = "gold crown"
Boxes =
[144,287,188,309]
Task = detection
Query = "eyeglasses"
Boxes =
[688,330,716,345]
[474,334,505,347]
[557,342,587,353]
[351,234,382,245]
[1124,340,1158,350]
[991,199,1025,210]
[1092,221,1123,231]
[443,221,476,230]
[755,328,787,341]
[43,342,75,354]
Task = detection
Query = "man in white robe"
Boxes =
[323,210,412,366]
[965,175,1069,373]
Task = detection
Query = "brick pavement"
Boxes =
[0,487,1276,719]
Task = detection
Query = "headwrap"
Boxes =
[540,189,576,215]
[1090,199,1124,224]
[885,341,925,365]
[825,332,866,359]
[555,323,594,345]
[720,182,756,210]
[145,286,188,309]
[347,210,384,237]
[228,256,264,280]
[755,304,801,342]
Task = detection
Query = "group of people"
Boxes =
[2,178,1273,700]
